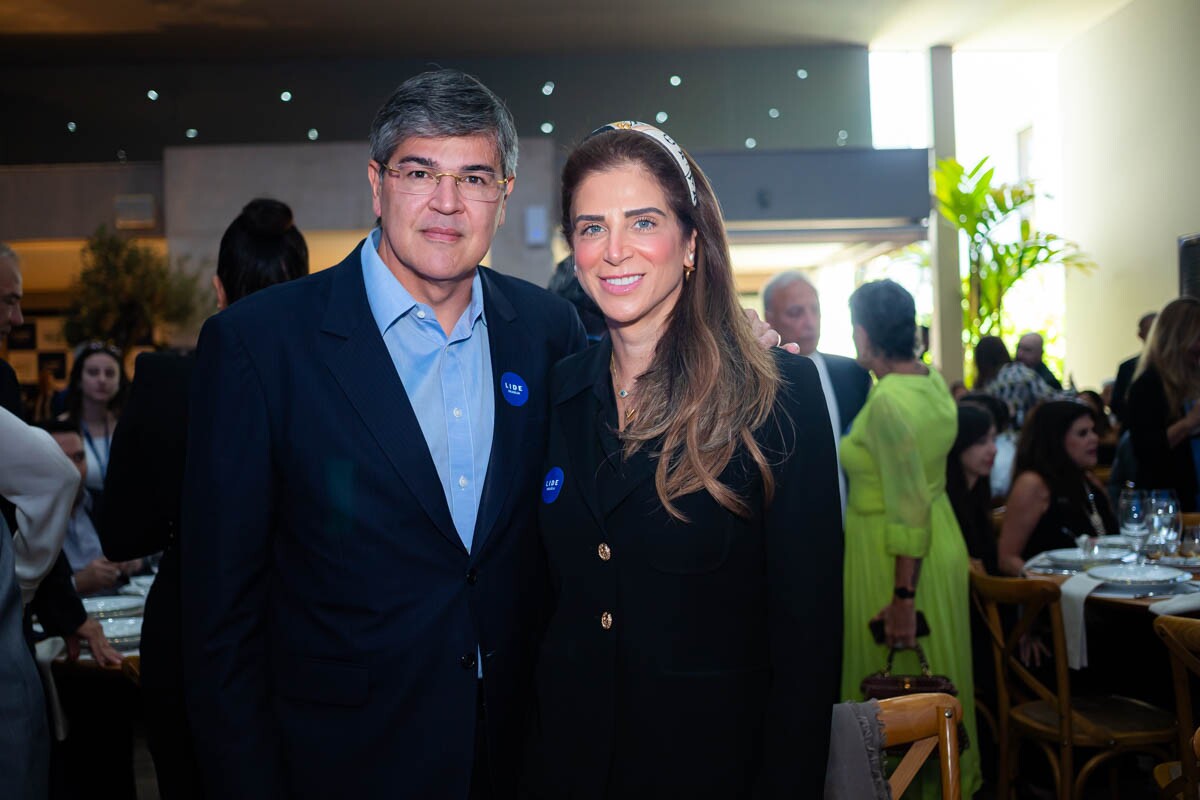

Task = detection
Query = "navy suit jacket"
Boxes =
[181,245,585,799]
[821,352,871,435]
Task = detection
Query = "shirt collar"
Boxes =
[360,228,487,336]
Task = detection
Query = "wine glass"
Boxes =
[1149,489,1182,557]
[1180,525,1200,560]
[1120,488,1150,564]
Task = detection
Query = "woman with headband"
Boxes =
[522,122,842,797]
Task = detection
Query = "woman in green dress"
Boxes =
[839,279,982,797]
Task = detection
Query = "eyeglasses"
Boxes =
[378,162,511,203]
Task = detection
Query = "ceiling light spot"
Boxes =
[540,122,554,134]
[745,137,757,149]
[66,121,77,133]
[541,81,555,96]
[768,107,780,119]
[146,89,159,101]
[307,128,319,141]
[669,75,682,87]
[185,128,198,139]
[280,91,292,102]
[655,111,669,124]
[796,69,809,79]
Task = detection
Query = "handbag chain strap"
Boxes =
[881,643,932,678]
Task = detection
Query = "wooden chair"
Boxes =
[120,654,141,687]
[877,693,963,799]
[970,571,1175,799]
[1182,512,1200,530]
[1152,615,1200,798]
[992,506,1006,539]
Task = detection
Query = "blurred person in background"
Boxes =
[1015,331,1063,391]
[997,400,1116,576]
[57,341,128,516]
[0,243,24,416]
[99,197,308,800]
[1077,389,1118,465]
[959,392,1015,501]
[838,279,981,797]
[1125,297,1200,511]
[946,403,998,574]
[974,334,1055,430]
[1111,311,1157,426]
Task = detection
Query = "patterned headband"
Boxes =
[586,120,698,206]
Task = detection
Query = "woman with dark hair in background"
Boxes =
[99,198,308,800]
[839,278,981,797]
[1126,297,1200,511]
[947,403,998,574]
[524,123,841,797]
[960,391,1015,500]
[998,399,1117,576]
[58,341,128,514]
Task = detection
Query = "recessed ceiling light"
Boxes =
[280,91,293,102]
[66,121,77,133]
[146,90,159,101]
[669,75,682,87]
[540,122,554,134]
[541,81,555,96]
[185,128,198,139]
[655,111,669,124]
[745,137,757,149]
[307,128,319,141]
[796,69,809,79]
[768,108,780,119]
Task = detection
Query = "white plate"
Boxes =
[85,616,142,648]
[1094,535,1131,548]
[129,575,155,591]
[1043,547,1130,567]
[81,595,144,618]
[1087,564,1190,586]
[1159,555,1200,567]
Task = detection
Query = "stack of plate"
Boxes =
[95,617,142,650]
[81,595,143,619]
[1041,547,1130,570]
[1086,564,1193,597]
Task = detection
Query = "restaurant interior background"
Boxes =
[0,0,1195,399]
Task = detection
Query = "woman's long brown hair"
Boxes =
[1135,296,1200,420]
[561,131,779,521]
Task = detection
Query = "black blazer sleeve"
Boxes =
[1111,356,1137,425]
[0,358,22,420]
[27,553,87,637]
[759,353,843,797]
[99,352,193,561]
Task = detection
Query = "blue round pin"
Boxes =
[500,371,529,407]
[542,467,565,504]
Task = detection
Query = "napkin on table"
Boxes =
[1060,574,1102,669]
[1149,590,1200,617]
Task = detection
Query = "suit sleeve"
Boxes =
[181,314,285,798]
[0,406,81,604]
[100,354,184,561]
[28,553,87,637]
[759,355,842,797]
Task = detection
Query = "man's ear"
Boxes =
[212,275,228,311]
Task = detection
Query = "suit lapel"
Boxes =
[554,341,608,529]
[319,251,463,553]
[471,271,528,557]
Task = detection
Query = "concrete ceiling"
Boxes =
[0,0,1132,62]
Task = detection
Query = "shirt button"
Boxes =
[453,407,463,418]
[460,652,477,670]
[600,612,613,630]
[466,568,478,585]
[597,543,611,561]
[417,310,426,319]
[458,475,468,489]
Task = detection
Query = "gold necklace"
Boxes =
[1083,481,1106,536]
[610,355,636,423]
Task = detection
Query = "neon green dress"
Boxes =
[839,369,982,798]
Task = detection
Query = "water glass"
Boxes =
[1120,488,1150,564]
[1150,489,1182,557]
[1180,526,1200,559]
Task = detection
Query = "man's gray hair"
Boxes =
[761,270,816,311]
[0,242,17,264]
[369,69,519,178]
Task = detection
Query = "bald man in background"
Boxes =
[0,244,25,417]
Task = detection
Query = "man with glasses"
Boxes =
[182,70,586,799]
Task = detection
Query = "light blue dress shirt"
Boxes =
[360,230,495,554]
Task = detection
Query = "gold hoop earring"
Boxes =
[683,263,695,280]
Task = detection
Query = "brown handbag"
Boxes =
[859,643,958,700]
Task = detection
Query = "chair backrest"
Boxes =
[1153,615,1200,795]
[877,693,963,799]
[1182,512,1200,529]
[969,572,1106,747]
[991,507,1005,539]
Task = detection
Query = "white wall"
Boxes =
[1059,0,1200,386]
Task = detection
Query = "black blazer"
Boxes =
[1111,354,1139,425]
[525,342,843,799]
[1126,364,1199,510]
[821,351,871,434]
[98,350,193,691]
[181,246,585,800]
